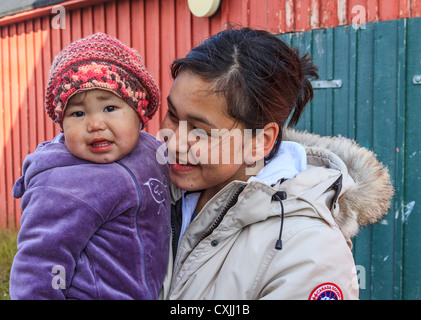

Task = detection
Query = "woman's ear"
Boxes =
[261,122,279,158]
[243,122,279,174]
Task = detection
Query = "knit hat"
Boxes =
[45,32,160,130]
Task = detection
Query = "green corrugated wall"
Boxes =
[280,17,421,300]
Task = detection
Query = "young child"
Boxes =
[10,33,171,300]
[161,26,394,299]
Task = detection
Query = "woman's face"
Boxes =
[161,71,255,195]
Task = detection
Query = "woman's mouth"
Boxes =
[170,161,199,173]
[89,139,113,153]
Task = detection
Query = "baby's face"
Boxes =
[62,89,141,163]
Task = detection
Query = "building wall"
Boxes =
[1,0,421,299]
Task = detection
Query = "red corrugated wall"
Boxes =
[1,0,421,230]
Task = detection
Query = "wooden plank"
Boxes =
[174,0,191,59]
[105,0,117,38]
[268,0,287,33]
[308,28,334,136]
[332,26,350,137]
[144,0,161,135]
[249,0,268,29]
[81,6,94,37]
[191,13,210,47]
[403,16,421,300]
[367,0,379,22]
[92,2,106,33]
[41,16,55,140]
[378,0,400,20]
[60,9,71,49]
[25,22,37,157]
[290,30,312,131]
[392,18,406,301]
[371,19,399,300]
[0,26,6,229]
[412,0,421,17]
[33,18,45,144]
[71,8,82,42]
[320,0,338,28]
[399,0,411,18]
[295,0,312,31]
[2,26,15,229]
[131,0,146,58]
[9,24,20,229]
[160,0,176,123]
[117,0,131,45]
[353,21,375,300]
[17,22,28,226]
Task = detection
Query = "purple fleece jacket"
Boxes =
[10,131,171,300]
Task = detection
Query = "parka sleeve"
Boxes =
[9,186,106,300]
[258,223,359,300]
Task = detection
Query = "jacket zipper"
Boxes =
[192,185,246,250]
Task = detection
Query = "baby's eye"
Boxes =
[104,106,117,112]
[71,111,85,117]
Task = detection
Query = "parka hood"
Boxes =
[283,128,394,239]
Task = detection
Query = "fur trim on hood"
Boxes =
[283,128,395,239]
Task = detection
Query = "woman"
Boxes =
[159,26,393,300]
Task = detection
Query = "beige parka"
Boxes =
[161,129,394,300]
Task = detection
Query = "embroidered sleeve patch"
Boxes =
[308,283,343,300]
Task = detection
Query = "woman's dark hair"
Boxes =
[171,25,318,161]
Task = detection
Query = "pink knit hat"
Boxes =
[45,33,160,130]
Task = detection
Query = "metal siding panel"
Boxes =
[403,17,421,300]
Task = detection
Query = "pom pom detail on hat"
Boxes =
[45,32,160,130]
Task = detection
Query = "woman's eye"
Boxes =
[71,111,85,117]
[192,127,210,137]
[167,109,177,120]
[104,106,117,112]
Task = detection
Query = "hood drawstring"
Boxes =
[272,191,287,250]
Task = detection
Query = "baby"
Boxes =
[9,33,170,300]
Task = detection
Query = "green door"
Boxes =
[280,17,421,300]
